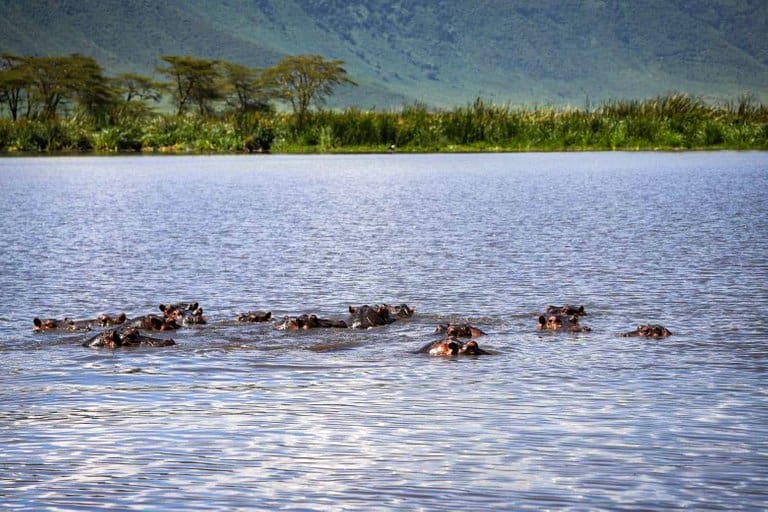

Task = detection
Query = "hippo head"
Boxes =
[349,305,387,329]
[237,311,272,323]
[141,315,180,331]
[159,304,182,321]
[538,314,590,332]
[538,314,564,330]
[182,307,206,325]
[33,317,59,332]
[275,315,300,331]
[383,303,415,319]
[622,324,672,338]
[436,323,487,338]
[84,329,122,348]
[118,328,144,346]
[97,312,127,326]
[641,325,672,337]
[159,302,199,320]
[459,339,487,355]
[546,304,587,317]
[447,325,470,337]
[84,327,175,348]
[304,314,321,329]
[428,338,462,356]
[33,317,90,332]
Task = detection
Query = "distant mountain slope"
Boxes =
[1,0,766,107]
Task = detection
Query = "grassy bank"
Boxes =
[1,95,766,154]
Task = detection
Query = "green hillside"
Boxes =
[1,0,766,107]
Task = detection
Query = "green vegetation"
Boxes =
[1,53,766,154]
[1,94,765,154]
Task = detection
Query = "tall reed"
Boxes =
[1,94,766,153]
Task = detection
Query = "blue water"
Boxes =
[1,152,767,510]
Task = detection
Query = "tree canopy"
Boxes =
[0,52,357,124]
[264,55,357,127]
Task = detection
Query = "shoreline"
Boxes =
[2,146,766,157]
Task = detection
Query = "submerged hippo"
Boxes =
[236,310,272,323]
[415,338,489,356]
[33,317,91,333]
[96,312,128,326]
[274,314,348,331]
[537,313,591,333]
[348,303,415,329]
[434,323,486,338]
[159,302,205,325]
[621,324,672,338]
[83,327,176,349]
[33,312,127,333]
[128,315,180,331]
[181,306,206,325]
[546,304,587,317]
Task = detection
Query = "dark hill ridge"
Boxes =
[1,0,766,107]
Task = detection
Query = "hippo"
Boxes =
[434,323,486,338]
[546,304,587,317]
[96,312,128,326]
[383,303,416,320]
[236,311,272,323]
[128,315,180,331]
[159,302,204,325]
[537,313,591,333]
[274,314,348,331]
[33,317,91,333]
[181,306,207,326]
[159,302,199,315]
[83,327,176,349]
[348,303,415,329]
[621,324,672,338]
[415,337,489,356]
[33,312,128,333]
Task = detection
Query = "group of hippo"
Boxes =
[32,302,672,355]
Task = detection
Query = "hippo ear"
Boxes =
[159,304,167,312]
[578,306,585,315]
[349,306,358,314]
[538,315,546,326]
[34,317,42,327]
[191,302,199,311]
[117,312,127,322]
[265,311,272,320]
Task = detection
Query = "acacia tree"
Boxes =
[68,54,115,125]
[156,55,223,116]
[20,56,69,119]
[0,53,31,120]
[20,54,114,121]
[111,72,163,121]
[220,61,273,114]
[264,54,356,128]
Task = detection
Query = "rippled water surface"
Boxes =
[1,152,767,510]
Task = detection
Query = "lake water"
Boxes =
[1,152,767,510]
